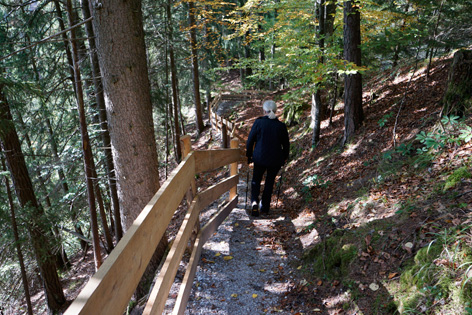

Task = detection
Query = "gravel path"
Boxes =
[163,168,309,314]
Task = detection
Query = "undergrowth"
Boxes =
[391,225,472,314]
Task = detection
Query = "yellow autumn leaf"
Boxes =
[297,265,302,270]
[223,256,233,261]
[259,269,266,272]
[231,293,238,298]
[235,223,239,227]
[252,293,258,298]
[215,253,221,257]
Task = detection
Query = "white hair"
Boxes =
[262,100,277,119]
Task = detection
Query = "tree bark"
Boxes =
[311,0,326,148]
[90,0,168,298]
[2,158,33,315]
[188,0,205,134]
[441,49,472,117]
[66,0,102,270]
[342,0,364,145]
[0,80,66,313]
[166,0,182,162]
[81,0,123,241]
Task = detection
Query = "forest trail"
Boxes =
[164,177,307,314]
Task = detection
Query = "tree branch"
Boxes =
[0,17,92,62]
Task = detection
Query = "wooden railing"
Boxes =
[209,91,267,147]
[65,135,242,315]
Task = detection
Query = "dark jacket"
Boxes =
[246,116,290,167]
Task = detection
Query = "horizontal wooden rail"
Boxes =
[65,139,241,315]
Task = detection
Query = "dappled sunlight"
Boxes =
[341,139,362,157]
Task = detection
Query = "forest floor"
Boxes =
[19,53,472,315]
[174,53,472,314]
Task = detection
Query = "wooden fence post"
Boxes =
[221,124,228,148]
[180,135,195,197]
[229,138,239,200]
[179,135,199,254]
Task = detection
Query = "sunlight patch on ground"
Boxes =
[203,239,230,254]
[264,281,291,294]
[341,139,362,157]
[322,291,352,311]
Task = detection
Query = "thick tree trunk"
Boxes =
[188,0,205,134]
[0,81,66,313]
[90,0,168,298]
[342,0,364,145]
[441,49,472,117]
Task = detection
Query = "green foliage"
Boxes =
[397,226,472,313]
[303,174,331,189]
[282,96,310,126]
[303,231,358,280]
[416,116,472,154]
[444,166,472,192]
[378,112,394,128]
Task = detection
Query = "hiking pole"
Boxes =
[245,165,250,210]
[275,165,286,206]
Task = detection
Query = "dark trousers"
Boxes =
[251,163,281,211]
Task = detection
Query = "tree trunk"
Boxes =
[0,80,66,313]
[311,0,326,148]
[81,0,123,241]
[166,0,182,162]
[46,117,89,251]
[441,49,472,118]
[22,42,73,268]
[188,0,205,134]
[342,0,364,145]
[66,0,102,270]
[2,159,33,315]
[90,0,168,298]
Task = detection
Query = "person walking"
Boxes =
[246,100,290,217]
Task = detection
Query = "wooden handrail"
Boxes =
[65,139,241,315]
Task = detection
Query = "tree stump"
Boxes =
[441,49,472,117]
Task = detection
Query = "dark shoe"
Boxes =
[251,201,259,217]
[259,201,269,214]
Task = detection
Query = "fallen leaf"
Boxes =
[369,283,379,291]
[297,265,302,270]
[223,256,233,261]
[259,269,266,272]
[404,242,414,253]
[317,280,323,286]
[365,234,372,246]
[215,253,221,257]
[252,293,258,298]
[388,273,398,279]
[332,280,340,287]
[231,293,238,298]
[235,223,239,227]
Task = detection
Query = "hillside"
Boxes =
[222,54,471,314]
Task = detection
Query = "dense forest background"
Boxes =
[1,0,472,314]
